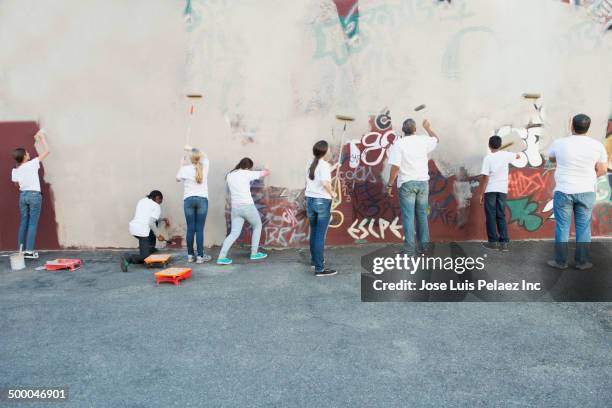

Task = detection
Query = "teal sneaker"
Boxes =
[217,257,233,265]
[250,252,268,260]
[120,255,129,272]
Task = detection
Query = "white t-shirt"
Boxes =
[176,159,209,199]
[11,158,41,192]
[129,197,161,237]
[226,169,263,207]
[480,151,515,194]
[305,159,332,199]
[548,135,608,194]
[387,135,437,186]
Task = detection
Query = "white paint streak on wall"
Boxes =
[0,0,610,247]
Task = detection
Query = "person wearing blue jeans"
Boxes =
[306,197,332,273]
[547,114,608,270]
[397,181,429,255]
[11,129,50,259]
[483,192,508,244]
[305,141,337,276]
[479,136,519,251]
[184,196,208,261]
[387,118,440,255]
[176,148,211,263]
[18,191,42,254]
[552,191,595,266]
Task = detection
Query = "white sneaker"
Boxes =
[196,255,212,264]
[187,255,194,263]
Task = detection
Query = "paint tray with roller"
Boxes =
[144,254,172,268]
[155,267,192,286]
[45,259,83,272]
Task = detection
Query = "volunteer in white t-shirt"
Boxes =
[120,190,167,272]
[10,129,50,259]
[546,114,608,270]
[216,158,269,265]
[176,148,210,263]
[305,140,338,276]
[387,119,439,256]
[479,136,520,251]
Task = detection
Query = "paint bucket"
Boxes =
[10,252,25,271]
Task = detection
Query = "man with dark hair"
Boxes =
[120,190,168,272]
[480,135,520,251]
[386,118,439,256]
[547,114,608,270]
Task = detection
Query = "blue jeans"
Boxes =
[398,181,429,255]
[553,191,595,265]
[484,192,509,243]
[184,196,208,257]
[18,191,42,251]
[306,197,331,272]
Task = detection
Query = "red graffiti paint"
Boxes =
[0,122,60,250]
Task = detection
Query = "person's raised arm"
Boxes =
[422,119,439,143]
[35,130,50,162]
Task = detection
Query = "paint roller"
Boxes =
[522,93,541,99]
[335,114,355,122]
[184,94,203,154]
[331,114,355,203]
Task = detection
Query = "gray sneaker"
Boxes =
[575,262,593,270]
[196,255,212,264]
[547,260,568,270]
[482,242,499,250]
[499,242,509,252]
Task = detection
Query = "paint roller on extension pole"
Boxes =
[331,114,355,205]
[183,94,202,158]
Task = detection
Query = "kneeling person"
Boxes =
[120,190,166,272]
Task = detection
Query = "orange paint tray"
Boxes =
[144,254,171,268]
[155,267,192,286]
[45,259,83,272]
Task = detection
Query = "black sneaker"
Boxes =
[499,242,509,252]
[120,255,129,272]
[315,269,337,277]
[23,251,39,259]
[482,242,499,250]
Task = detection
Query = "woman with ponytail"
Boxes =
[217,157,269,265]
[305,140,337,276]
[176,148,210,263]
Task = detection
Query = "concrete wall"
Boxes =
[0,0,610,249]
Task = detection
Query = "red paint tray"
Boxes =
[45,259,83,272]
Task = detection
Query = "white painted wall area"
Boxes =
[0,0,610,248]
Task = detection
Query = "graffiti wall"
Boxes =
[230,108,612,248]
[0,0,610,249]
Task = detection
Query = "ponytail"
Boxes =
[190,149,204,184]
[309,140,329,180]
[231,157,254,172]
[308,158,320,181]
[194,162,203,184]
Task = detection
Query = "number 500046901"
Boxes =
[1,387,68,401]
